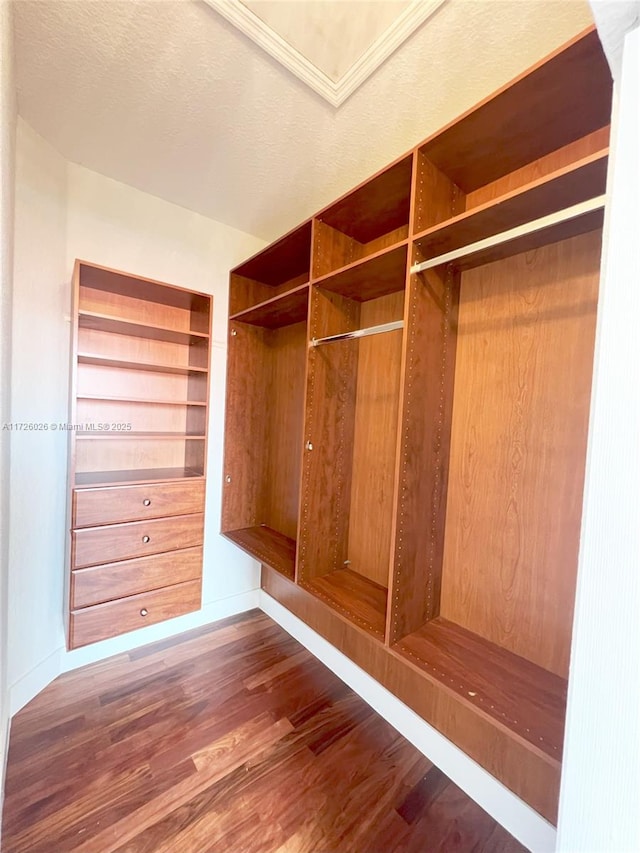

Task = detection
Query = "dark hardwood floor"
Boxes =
[2,610,526,852]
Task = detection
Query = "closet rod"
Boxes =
[410,194,607,275]
[311,320,404,348]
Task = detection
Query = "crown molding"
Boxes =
[202,0,448,107]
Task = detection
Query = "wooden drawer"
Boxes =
[72,513,204,569]
[73,480,206,528]
[71,546,202,608]
[69,578,202,648]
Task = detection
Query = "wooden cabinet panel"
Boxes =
[73,480,205,528]
[72,513,204,569]
[219,26,612,823]
[71,546,203,608]
[69,579,202,648]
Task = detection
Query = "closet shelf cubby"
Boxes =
[223,526,296,581]
[230,221,312,316]
[77,353,208,375]
[221,26,613,825]
[311,242,408,301]
[230,282,309,328]
[413,149,608,262]
[78,310,210,344]
[312,156,413,279]
[75,467,205,488]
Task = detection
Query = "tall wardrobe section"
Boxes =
[67,261,211,649]
[221,27,613,824]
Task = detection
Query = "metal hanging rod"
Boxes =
[311,320,404,348]
[410,194,607,275]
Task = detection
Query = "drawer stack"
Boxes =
[66,262,211,648]
[69,480,204,647]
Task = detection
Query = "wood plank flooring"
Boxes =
[2,610,526,852]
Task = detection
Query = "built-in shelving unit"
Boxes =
[221,27,613,825]
[67,261,211,647]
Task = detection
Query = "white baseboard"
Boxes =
[9,646,63,716]
[61,589,260,673]
[259,589,557,853]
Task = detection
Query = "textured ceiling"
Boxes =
[14,0,594,241]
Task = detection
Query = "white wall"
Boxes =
[557,22,640,853]
[0,0,16,814]
[8,120,68,705]
[7,120,266,708]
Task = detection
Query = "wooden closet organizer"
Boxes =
[66,262,211,648]
[221,27,612,822]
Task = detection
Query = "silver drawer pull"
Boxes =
[140,608,148,617]
[142,535,150,543]
[143,498,151,506]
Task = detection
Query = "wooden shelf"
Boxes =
[221,28,612,824]
[78,310,209,344]
[232,222,312,287]
[77,353,208,375]
[230,222,312,316]
[223,526,296,580]
[230,283,309,328]
[413,199,604,273]
[413,150,608,261]
[312,242,408,302]
[394,618,566,760]
[302,570,387,640]
[75,432,205,440]
[75,467,205,488]
[77,394,206,407]
[421,28,612,193]
[317,156,413,244]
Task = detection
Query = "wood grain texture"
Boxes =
[422,27,612,192]
[72,513,204,569]
[230,284,309,328]
[440,231,601,677]
[2,610,523,853]
[302,568,387,639]
[312,242,408,302]
[221,320,306,541]
[71,546,203,608]
[232,221,312,287]
[73,480,205,528]
[465,126,610,209]
[70,578,202,648]
[413,149,466,233]
[348,292,403,587]
[395,617,567,758]
[264,322,307,540]
[414,149,608,260]
[388,264,459,643]
[221,321,269,532]
[262,569,562,823]
[317,155,413,244]
[223,526,296,580]
[298,289,359,582]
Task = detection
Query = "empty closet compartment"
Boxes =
[221,293,309,580]
[73,264,210,486]
[229,221,312,316]
[413,29,611,260]
[391,224,603,769]
[313,155,413,279]
[298,274,405,639]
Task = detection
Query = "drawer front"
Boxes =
[73,480,206,528]
[69,578,202,648]
[71,546,203,609]
[72,513,204,568]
